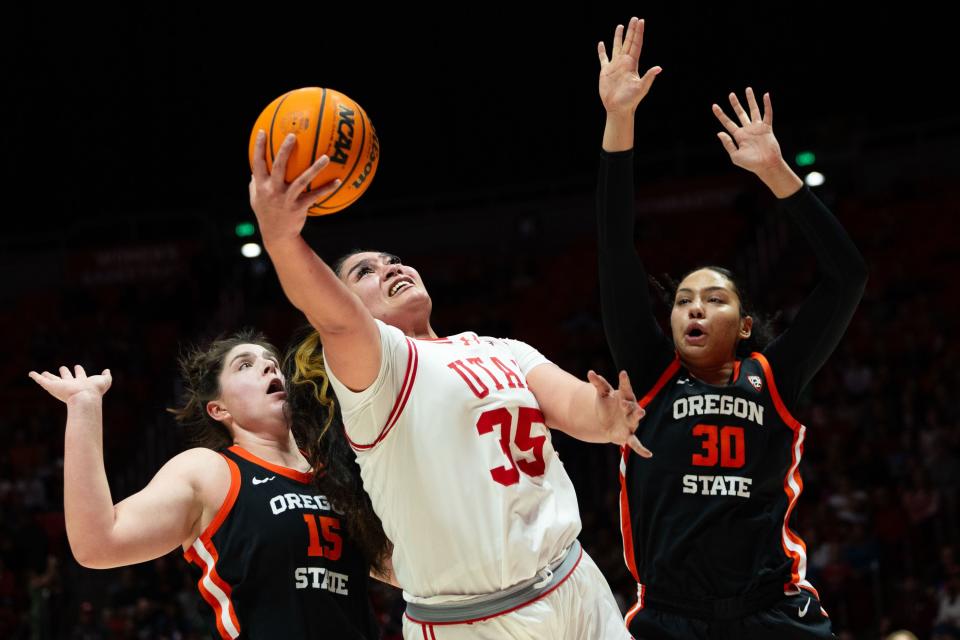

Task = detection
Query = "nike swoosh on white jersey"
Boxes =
[252,476,276,485]
[798,597,811,618]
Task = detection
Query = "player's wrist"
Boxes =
[261,231,304,254]
[66,390,103,408]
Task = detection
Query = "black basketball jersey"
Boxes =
[619,353,819,604]
[183,445,378,639]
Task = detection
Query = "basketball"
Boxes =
[249,87,380,215]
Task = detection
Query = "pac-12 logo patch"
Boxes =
[748,375,763,391]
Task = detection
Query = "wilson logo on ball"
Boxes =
[352,136,380,189]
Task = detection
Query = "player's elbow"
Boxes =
[826,252,868,302]
[75,558,112,570]
[69,536,121,570]
[73,552,126,570]
[71,547,111,569]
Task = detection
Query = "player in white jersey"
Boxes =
[248,98,650,640]
[332,318,582,598]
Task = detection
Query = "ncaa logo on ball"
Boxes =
[329,104,357,165]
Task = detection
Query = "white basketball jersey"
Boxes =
[325,320,582,604]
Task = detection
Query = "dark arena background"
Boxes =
[2,5,957,639]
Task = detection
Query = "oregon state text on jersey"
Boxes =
[183,445,377,640]
[619,353,820,610]
[325,320,582,604]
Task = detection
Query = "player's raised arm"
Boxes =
[249,131,381,391]
[29,365,215,568]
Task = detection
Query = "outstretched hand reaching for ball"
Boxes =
[711,88,803,198]
[598,17,661,116]
[589,369,652,458]
[29,365,112,404]
[711,88,783,174]
[249,131,341,246]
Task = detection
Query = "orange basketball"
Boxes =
[249,87,380,215]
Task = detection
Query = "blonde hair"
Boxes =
[283,328,390,571]
[289,331,336,441]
